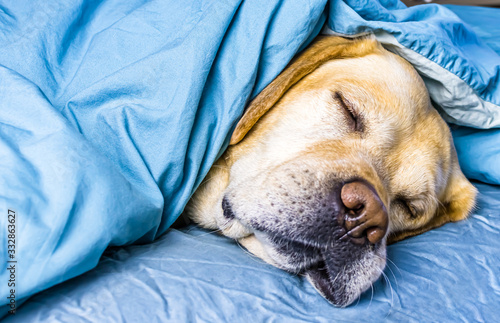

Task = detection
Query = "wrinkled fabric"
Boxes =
[0,0,500,316]
[446,5,500,186]
[0,0,327,310]
[3,183,500,322]
[445,4,500,55]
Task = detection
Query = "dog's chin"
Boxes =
[304,249,386,307]
[306,267,359,307]
[306,263,352,307]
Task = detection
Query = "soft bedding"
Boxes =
[1,0,500,320]
[446,4,500,187]
[4,182,500,322]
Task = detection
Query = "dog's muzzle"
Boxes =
[222,180,388,307]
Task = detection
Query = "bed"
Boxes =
[4,182,500,322]
[1,1,499,322]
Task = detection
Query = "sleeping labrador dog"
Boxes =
[184,36,477,307]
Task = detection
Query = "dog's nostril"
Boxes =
[349,203,364,215]
[340,181,388,245]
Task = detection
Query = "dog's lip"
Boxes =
[305,263,348,307]
[263,232,383,307]
[304,254,352,307]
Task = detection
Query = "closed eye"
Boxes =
[394,197,420,219]
[333,91,363,132]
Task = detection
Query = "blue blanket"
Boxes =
[1,0,499,315]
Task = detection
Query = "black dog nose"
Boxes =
[339,181,388,245]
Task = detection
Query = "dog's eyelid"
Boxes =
[332,91,363,132]
[395,197,421,219]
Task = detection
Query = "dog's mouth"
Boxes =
[306,258,349,306]
[304,247,386,307]
[257,232,386,307]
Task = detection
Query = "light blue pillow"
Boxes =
[452,126,500,185]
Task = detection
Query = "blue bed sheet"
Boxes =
[3,182,500,322]
[1,0,500,320]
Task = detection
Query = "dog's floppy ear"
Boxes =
[388,168,477,244]
[230,36,379,145]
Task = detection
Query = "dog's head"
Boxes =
[186,36,477,307]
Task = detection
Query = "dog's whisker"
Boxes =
[384,257,402,276]
[384,259,401,291]
[200,174,224,186]
[368,282,374,309]
[375,254,401,292]
[355,292,362,307]
[381,271,391,315]
[331,266,343,286]
[210,164,229,170]
[375,255,400,311]
[185,226,224,237]
[200,228,224,236]
[377,266,395,317]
